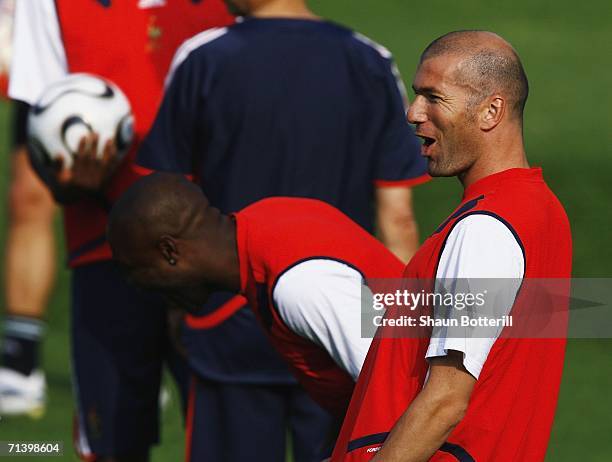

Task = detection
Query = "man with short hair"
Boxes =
[331,30,572,462]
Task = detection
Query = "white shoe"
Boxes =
[159,384,171,412]
[0,368,46,418]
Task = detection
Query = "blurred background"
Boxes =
[0,0,610,460]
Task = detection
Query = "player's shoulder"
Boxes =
[238,198,353,237]
[170,26,233,67]
[452,171,570,250]
[236,17,395,65]
[482,170,568,222]
[165,24,241,86]
[242,197,340,217]
[349,31,393,60]
[170,19,394,78]
[340,28,399,81]
[297,20,394,60]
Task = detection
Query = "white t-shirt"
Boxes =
[8,0,67,104]
[272,258,371,381]
[425,214,525,379]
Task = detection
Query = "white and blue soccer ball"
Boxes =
[27,73,134,171]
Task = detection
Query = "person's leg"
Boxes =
[289,386,337,462]
[0,139,56,416]
[4,144,56,322]
[71,261,168,461]
[187,379,287,462]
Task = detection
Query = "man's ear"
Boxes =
[159,235,179,266]
[480,95,505,131]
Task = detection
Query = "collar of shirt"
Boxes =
[463,167,543,201]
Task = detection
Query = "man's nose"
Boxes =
[407,96,427,125]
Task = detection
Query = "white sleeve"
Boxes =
[426,214,525,379]
[272,259,371,381]
[8,0,67,104]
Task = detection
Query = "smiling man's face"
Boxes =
[407,54,482,178]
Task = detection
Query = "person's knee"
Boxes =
[8,154,55,224]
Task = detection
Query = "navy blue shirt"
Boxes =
[138,17,427,383]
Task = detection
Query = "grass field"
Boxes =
[1,1,611,460]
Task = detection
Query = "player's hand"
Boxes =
[51,133,120,203]
[56,132,120,191]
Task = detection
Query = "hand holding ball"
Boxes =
[27,73,134,196]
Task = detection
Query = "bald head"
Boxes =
[421,30,529,120]
[107,173,239,307]
[108,172,209,254]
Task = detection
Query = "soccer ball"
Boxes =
[27,73,134,171]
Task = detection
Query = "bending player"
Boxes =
[107,173,404,421]
[138,2,428,458]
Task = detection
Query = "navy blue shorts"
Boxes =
[71,261,188,458]
[187,377,337,462]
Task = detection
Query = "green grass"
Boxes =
[1,0,611,460]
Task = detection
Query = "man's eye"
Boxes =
[428,95,441,102]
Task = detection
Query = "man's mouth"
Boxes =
[416,133,437,155]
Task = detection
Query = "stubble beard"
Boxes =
[428,120,480,178]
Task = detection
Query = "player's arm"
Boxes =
[375,185,418,263]
[10,0,119,203]
[9,0,65,198]
[272,259,371,382]
[372,351,475,462]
